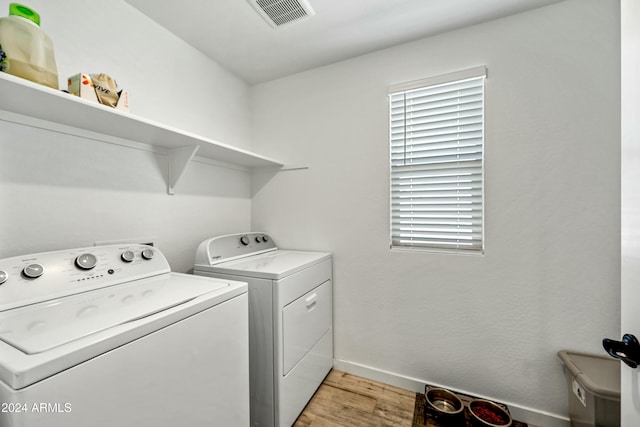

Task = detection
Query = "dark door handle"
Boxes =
[603,333,640,368]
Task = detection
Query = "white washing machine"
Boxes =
[194,233,333,427]
[0,244,249,427]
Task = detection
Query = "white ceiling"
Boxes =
[126,0,564,84]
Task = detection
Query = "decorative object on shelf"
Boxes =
[68,73,129,112]
[0,43,7,73]
[0,3,58,89]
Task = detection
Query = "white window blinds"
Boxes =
[389,67,486,252]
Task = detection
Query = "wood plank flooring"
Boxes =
[293,370,416,427]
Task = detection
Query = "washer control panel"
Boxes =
[0,244,170,311]
[194,232,276,266]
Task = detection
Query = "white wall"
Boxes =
[251,0,621,424]
[0,0,253,272]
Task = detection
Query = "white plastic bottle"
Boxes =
[0,3,59,89]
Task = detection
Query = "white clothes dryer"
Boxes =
[194,233,333,427]
[0,244,249,427]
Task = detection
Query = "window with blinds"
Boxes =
[389,67,486,252]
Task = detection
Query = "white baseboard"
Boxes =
[333,358,570,427]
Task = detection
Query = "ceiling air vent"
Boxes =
[248,0,315,28]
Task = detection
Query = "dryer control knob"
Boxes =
[141,248,154,260]
[240,236,250,246]
[23,263,44,279]
[76,253,98,270]
[262,235,270,243]
[255,236,263,243]
[0,270,7,285]
[121,250,135,263]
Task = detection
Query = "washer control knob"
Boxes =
[121,250,135,263]
[23,263,44,279]
[240,236,250,246]
[255,236,263,243]
[0,270,7,285]
[76,253,98,270]
[141,248,154,260]
[263,235,270,243]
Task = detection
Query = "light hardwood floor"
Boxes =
[293,370,416,427]
[293,370,541,427]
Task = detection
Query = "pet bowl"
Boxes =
[425,388,464,416]
[468,399,513,427]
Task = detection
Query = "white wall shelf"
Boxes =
[0,72,283,194]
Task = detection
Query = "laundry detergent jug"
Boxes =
[0,3,58,89]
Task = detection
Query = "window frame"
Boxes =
[388,66,487,254]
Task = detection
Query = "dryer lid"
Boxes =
[0,274,230,354]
